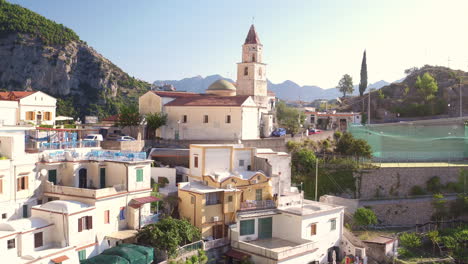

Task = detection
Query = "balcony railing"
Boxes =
[44,150,147,163]
[39,140,99,151]
[140,213,160,227]
[240,200,276,211]
[233,239,317,261]
[44,181,126,199]
[203,237,229,250]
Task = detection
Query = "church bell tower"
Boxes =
[236,25,267,97]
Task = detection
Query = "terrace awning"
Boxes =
[225,249,251,260]
[129,196,160,209]
[51,255,69,263]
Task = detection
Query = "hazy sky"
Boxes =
[8,0,468,88]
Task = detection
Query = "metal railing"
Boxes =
[177,240,203,256]
[203,237,229,250]
[39,140,99,151]
[240,200,276,210]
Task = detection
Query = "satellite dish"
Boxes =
[40,169,48,177]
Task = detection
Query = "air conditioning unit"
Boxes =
[212,216,219,222]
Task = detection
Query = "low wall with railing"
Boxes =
[101,140,145,151]
[240,200,275,211]
[232,239,316,261]
[44,181,125,199]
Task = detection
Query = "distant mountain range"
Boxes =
[153,75,390,101]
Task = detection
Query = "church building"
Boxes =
[139,25,276,140]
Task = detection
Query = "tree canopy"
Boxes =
[117,104,142,128]
[0,0,80,45]
[415,72,438,101]
[359,50,368,96]
[337,74,354,97]
[276,101,305,135]
[145,112,167,138]
[334,132,372,159]
[136,217,201,258]
[353,207,377,227]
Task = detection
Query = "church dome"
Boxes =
[206,80,237,96]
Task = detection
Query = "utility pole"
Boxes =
[315,158,318,201]
[367,91,371,125]
[460,77,463,118]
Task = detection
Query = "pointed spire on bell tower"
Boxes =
[244,24,261,45]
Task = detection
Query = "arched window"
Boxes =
[244,67,248,76]
[252,54,256,62]
[259,68,262,77]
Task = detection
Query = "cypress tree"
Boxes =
[359,50,368,96]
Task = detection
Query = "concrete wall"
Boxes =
[0,101,18,125]
[151,167,176,187]
[357,166,468,199]
[101,140,145,152]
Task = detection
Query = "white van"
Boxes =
[83,134,103,141]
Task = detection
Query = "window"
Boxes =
[78,250,86,261]
[310,223,317,236]
[191,196,195,204]
[252,54,256,62]
[259,68,263,77]
[2,213,6,219]
[238,160,245,167]
[228,195,233,202]
[7,238,15,249]
[78,216,93,231]
[44,112,52,121]
[244,67,248,76]
[205,192,221,205]
[22,205,28,218]
[17,175,28,191]
[34,232,43,248]
[226,115,231,124]
[330,219,336,231]
[104,210,110,224]
[136,169,143,182]
[203,115,209,123]
[240,219,255,236]
[26,111,35,121]
[119,207,125,220]
[255,189,262,201]
[194,156,199,168]
[100,168,106,188]
[182,115,187,123]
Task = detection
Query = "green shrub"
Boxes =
[353,207,378,227]
[64,124,76,129]
[399,233,421,248]
[410,185,426,196]
[426,176,442,193]
[38,124,53,128]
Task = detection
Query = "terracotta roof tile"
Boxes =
[245,24,261,45]
[165,95,250,107]
[151,91,200,98]
[0,91,37,101]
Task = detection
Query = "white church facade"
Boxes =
[139,25,276,140]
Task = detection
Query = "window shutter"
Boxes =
[24,176,28,190]
[86,216,93,229]
[78,217,83,232]
[31,112,35,121]
[0,179,2,193]
[17,178,21,191]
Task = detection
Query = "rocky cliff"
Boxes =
[0,0,150,118]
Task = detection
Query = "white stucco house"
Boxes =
[139,25,276,140]
[0,125,157,263]
[0,91,57,126]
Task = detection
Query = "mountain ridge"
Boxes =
[153,76,390,101]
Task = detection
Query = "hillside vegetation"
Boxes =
[340,65,468,121]
[0,0,150,118]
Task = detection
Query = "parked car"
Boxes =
[271,128,286,137]
[308,129,322,135]
[117,136,136,141]
[106,133,123,141]
[83,134,103,141]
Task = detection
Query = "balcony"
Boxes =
[240,200,276,211]
[43,149,147,163]
[232,237,317,261]
[44,181,126,199]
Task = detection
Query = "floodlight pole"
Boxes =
[315,158,318,201]
[368,92,371,125]
[460,77,463,118]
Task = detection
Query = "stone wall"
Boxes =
[357,165,468,199]
[145,130,334,153]
[362,199,435,226]
[101,140,145,152]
